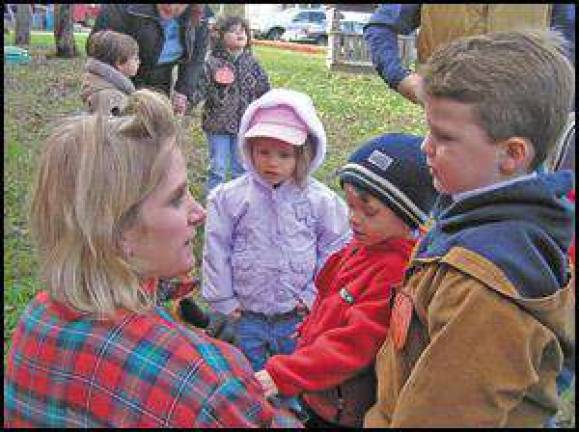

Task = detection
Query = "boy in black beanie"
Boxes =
[254,133,438,428]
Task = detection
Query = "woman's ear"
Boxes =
[498,137,535,175]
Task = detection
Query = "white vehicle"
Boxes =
[338,11,371,34]
[252,7,326,41]
[281,10,371,45]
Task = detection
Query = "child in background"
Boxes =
[202,88,351,375]
[254,133,438,428]
[81,30,139,115]
[190,16,270,194]
[365,30,575,428]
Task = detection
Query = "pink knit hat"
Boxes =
[243,105,308,146]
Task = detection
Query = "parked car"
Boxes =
[338,11,371,34]
[281,20,327,45]
[253,7,326,41]
[281,10,371,45]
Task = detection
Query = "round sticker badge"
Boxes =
[214,66,235,85]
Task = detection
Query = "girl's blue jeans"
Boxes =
[235,309,305,418]
[205,133,245,193]
[235,309,301,372]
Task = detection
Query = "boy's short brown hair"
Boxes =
[421,30,574,170]
[87,30,139,67]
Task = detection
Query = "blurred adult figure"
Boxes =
[91,4,214,114]
[364,4,575,105]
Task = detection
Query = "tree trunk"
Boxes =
[54,4,78,58]
[15,4,32,46]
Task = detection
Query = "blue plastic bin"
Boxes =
[4,46,32,65]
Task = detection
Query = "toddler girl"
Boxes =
[202,88,351,374]
[190,15,270,193]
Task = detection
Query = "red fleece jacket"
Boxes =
[265,237,414,408]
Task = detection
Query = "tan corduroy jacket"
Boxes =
[417,4,551,65]
[365,246,575,428]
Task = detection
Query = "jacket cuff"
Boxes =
[265,362,301,397]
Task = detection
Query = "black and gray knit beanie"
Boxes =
[339,133,438,229]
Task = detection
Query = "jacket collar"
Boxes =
[85,58,136,95]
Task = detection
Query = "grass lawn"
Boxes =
[3,31,574,427]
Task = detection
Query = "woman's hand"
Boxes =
[255,369,279,398]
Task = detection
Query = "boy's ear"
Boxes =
[498,137,535,175]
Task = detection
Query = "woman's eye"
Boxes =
[171,191,186,207]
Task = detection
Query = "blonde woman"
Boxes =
[4,90,301,428]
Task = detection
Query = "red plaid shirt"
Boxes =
[4,288,302,428]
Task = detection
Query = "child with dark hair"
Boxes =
[81,30,140,115]
[190,15,270,193]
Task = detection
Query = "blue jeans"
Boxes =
[236,309,305,418]
[235,309,301,372]
[205,133,245,193]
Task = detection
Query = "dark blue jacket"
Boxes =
[364,4,576,89]
[418,170,575,299]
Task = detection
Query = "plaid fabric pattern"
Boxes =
[4,291,302,428]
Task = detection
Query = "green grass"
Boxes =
[3,32,574,427]
[5,30,90,53]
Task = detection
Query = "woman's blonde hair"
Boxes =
[30,89,179,318]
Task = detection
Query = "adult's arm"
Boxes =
[363,4,421,90]
[175,5,212,100]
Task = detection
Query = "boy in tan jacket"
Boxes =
[365,30,575,428]
[81,30,140,115]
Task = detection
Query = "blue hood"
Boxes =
[416,171,575,298]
